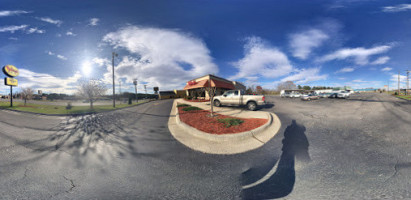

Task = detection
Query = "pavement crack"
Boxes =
[63,176,76,193]
[22,167,29,180]
[384,159,399,183]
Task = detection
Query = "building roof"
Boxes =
[183,79,235,90]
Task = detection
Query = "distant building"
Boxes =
[183,74,246,100]
[158,91,176,99]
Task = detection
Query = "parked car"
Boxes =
[338,91,350,98]
[213,90,266,111]
[328,93,339,98]
[301,94,319,101]
[289,93,302,98]
[318,93,331,98]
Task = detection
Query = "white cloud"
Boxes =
[102,25,218,90]
[0,25,28,33]
[37,17,62,26]
[66,31,76,36]
[289,29,329,60]
[46,51,67,60]
[27,27,45,34]
[382,4,411,12]
[16,69,82,94]
[279,67,328,84]
[318,45,392,65]
[92,57,110,66]
[89,18,99,26]
[352,79,367,83]
[8,37,18,40]
[335,67,355,73]
[381,67,392,71]
[371,56,390,65]
[57,54,67,60]
[0,10,30,17]
[230,36,293,80]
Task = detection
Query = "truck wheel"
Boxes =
[214,100,221,107]
[247,101,257,111]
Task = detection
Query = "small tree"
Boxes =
[21,87,34,106]
[77,79,107,109]
[277,81,297,91]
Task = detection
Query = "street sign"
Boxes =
[5,77,18,86]
[3,65,19,77]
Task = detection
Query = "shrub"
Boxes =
[66,102,72,110]
[187,96,193,100]
[194,96,198,100]
[217,118,244,128]
[394,92,398,95]
[177,104,190,107]
[128,97,132,105]
[182,106,203,111]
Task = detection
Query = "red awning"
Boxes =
[183,79,235,90]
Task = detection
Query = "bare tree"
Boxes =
[77,80,107,109]
[21,87,34,106]
[207,77,217,117]
[277,81,297,91]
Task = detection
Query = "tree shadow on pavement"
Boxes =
[242,120,310,199]
[0,112,161,169]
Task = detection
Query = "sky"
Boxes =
[1,0,411,94]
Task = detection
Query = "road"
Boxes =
[0,93,410,199]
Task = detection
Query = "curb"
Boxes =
[168,99,282,155]
[0,100,154,117]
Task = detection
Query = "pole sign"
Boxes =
[3,65,19,77]
[5,77,18,86]
[2,64,19,107]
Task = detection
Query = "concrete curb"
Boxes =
[0,100,154,117]
[168,99,282,154]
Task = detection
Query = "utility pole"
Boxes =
[398,71,400,95]
[406,70,410,96]
[144,84,147,94]
[119,80,122,103]
[112,52,118,107]
[133,79,138,102]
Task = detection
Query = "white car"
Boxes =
[289,93,302,98]
[337,91,350,98]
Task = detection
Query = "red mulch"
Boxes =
[178,107,268,135]
[183,99,210,102]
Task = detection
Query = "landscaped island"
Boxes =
[177,103,267,134]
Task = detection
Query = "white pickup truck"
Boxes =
[213,90,266,111]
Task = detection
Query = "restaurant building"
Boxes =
[183,74,245,100]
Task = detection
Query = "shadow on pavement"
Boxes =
[0,111,163,169]
[242,120,310,199]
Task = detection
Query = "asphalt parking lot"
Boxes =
[255,92,411,199]
[0,92,410,199]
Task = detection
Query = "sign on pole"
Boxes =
[4,77,18,86]
[2,64,19,107]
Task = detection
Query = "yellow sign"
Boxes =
[3,65,19,77]
[5,77,18,86]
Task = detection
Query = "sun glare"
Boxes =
[82,61,92,76]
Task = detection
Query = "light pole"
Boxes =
[133,79,138,102]
[112,52,118,107]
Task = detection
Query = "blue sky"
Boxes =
[1,0,410,94]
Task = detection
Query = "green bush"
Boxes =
[187,96,193,100]
[217,118,244,128]
[182,106,202,111]
[66,102,72,110]
[177,104,190,107]
[394,92,398,95]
